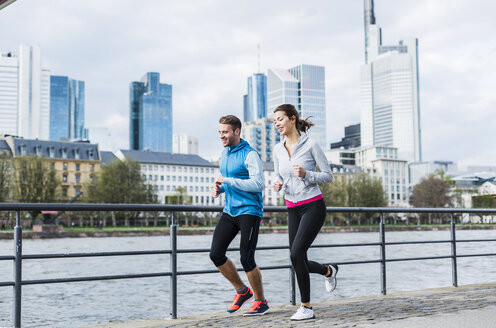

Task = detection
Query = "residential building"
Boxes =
[267,64,327,150]
[360,0,421,163]
[129,72,172,152]
[116,149,220,206]
[50,75,87,141]
[243,73,267,122]
[355,145,408,206]
[173,133,198,155]
[1,136,100,198]
[325,149,356,166]
[0,45,50,139]
[331,124,361,150]
[330,163,362,184]
[100,150,118,166]
[261,161,285,206]
[241,118,280,162]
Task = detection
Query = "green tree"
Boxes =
[85,159,156,226]
[0,156,12,202]
[321,173,387,225]
[410,176,452,224]
[12,157,61,221]
[321,179,348,225]
[165,186,193,226]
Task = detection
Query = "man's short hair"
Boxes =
[219,115,242,132]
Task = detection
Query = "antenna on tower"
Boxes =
[257,44,261,73]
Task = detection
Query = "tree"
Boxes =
[165,186,193,226]
[0,156,12,202]
[321,179,348,225]
[11,157,61,221]
[85,159,156,226]
[409,176,452,224]
[321,173,387,225]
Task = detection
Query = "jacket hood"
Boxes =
[226,138,250,154]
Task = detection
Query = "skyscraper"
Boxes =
[267,64,327,150]
[241,118,280,162]
[0,45,50,139]
[360,0,422,163]
[129,72,172,152]
[50,75,86,141]
[243,73,267,122]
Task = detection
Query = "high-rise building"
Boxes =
[241,118,280,162]
[50,75,86,141]
[129,72,172,152]
[331,123,361,149]
[360,0,421,163]
[0,45,50,139]
[173,133,198,155]
[243,73,267,122]
[267,64,327,150]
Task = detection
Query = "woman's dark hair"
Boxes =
[274,104,314,132]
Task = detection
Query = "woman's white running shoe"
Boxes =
[325,264,339,292]
[290,305,315,321]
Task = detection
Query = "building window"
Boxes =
[195,177,199,182]
[173,167,176,172]
[190,177,193,182]
[49,147,55,158]
[161,175,164,181]
[172,176,176,182]
[74,148,80,160]
[63,175,68,183]
[50,162,55,169]
[90,175,94,183]
[75,163,80,171]
[142,174,146,180]
[149,175,152,180]
[62,188,67,197]
[167,186,170,191]
[63,162,68,171]
[75,187,80,195]
[154,165,158,171]
[160,185,164,191]
[75,174,80,184]
[195,167,198,173]
[167,175,170,181]
[90,164,94,172]
[178,167,182,172]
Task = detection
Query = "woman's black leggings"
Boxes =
[288,198,328,303]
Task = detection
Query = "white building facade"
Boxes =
[360,3,421,163]
[0,45,50,139]
[356,145,409,207]
[117,150,221,206]
[172,133,198,155]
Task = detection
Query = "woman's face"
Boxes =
[273,110,296,136]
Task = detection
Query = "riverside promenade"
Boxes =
[90,282,496,328]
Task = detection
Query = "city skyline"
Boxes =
[1,1,495,165]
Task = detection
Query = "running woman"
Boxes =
[272,104,338,321]
[210,115,270,316]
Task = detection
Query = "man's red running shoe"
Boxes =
[243,299,270,316]
[227,287,253,313]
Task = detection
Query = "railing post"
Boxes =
[450,214,458,287]
[379,213,386,295]
[170,212,178,319]
[289,267,296,305]
[13,211,22,328]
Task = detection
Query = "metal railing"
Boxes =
[1,203,496,327]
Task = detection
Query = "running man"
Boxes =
[210,115,270,316]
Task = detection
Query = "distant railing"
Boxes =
[1,203,496,328]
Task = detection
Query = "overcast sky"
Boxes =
[1,0,495,166]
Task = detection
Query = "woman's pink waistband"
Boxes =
[286,194,323,208]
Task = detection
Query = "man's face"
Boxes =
[219,123,238,147]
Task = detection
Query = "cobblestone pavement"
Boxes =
[89,283,496,328]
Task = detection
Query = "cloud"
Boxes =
[1,0,495,166]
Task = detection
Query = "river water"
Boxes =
[1,229,496,327]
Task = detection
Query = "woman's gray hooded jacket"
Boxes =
[273,132,333,203]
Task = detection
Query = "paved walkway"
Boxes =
[89,282,496,328]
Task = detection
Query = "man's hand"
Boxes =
[215,175,224,185]
[273,181,283,192]
[293,165,306,178]
[211,184,221,198]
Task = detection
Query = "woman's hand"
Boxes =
[273,181,283,192]
[293,165,306,178]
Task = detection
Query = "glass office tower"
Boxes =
[360,0,421,162]
[129,72,172,152]
[50,75,86,141]
[243,73,267,122]
[267,64,327,150]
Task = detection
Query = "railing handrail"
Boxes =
[1,202,496,214]
[1,204,496,327]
